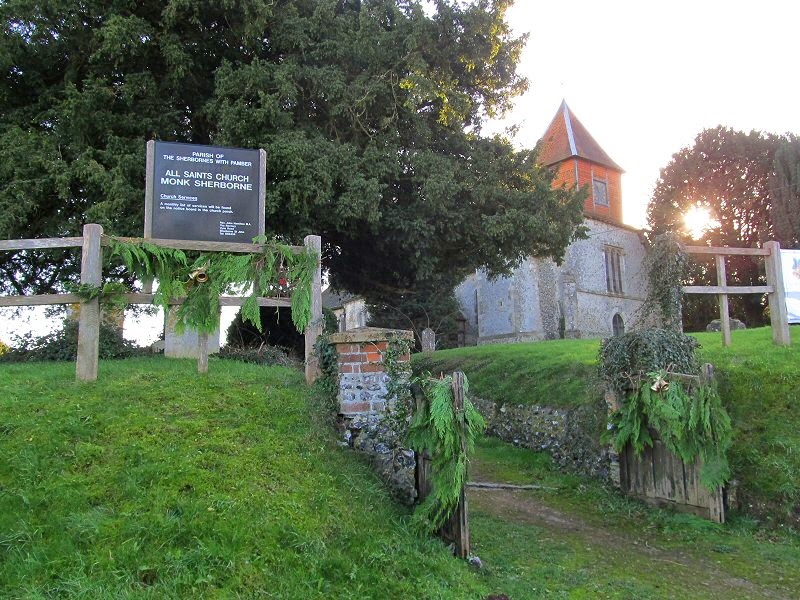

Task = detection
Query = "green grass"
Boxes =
[413,327,800,523]
[693,327,800,522]
[0,358,484,598]
[413,337,600,409]
[469,436,800,599]
[3,356,799,598]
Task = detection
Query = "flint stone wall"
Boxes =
[330,327,413,416]
[473,396,610,479]
[455,217,649,344]
[331,327,417,503]
[340,414,417,505]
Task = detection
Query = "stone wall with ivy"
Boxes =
[472,396,611,479]
[325,327,419,504]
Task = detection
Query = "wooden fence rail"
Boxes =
[0,224,322,383]
[681,241,790,346]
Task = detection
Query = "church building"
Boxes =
[455,101,649,344]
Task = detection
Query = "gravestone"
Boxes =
[164,307,220,358]
[421,327,436,353]
[706,318,746,332]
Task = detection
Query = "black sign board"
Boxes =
[145,141,265,243]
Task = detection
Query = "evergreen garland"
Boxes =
[610,371,732,490]
[104,238,318,334]
[407,374,486,533]
[68,282,130,309]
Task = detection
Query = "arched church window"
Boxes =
[612,313,624,337]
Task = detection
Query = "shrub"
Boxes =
[599,328,699,394]
[0,320,145,363]
[217,344,294,367]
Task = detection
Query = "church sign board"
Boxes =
[144,140,266,243]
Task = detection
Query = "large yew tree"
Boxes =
[0,0,585,299]
[647,126,782,329]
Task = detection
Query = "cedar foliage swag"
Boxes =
[407,373,485,533]
[75,238,319,335]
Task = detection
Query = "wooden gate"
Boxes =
[618,435,724,523]
[611,364,725,523]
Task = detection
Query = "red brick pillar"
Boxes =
[329,327,413,416]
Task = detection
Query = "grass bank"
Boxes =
[413,327,800,523]
[469,436,800,599]
[0,358,483,598]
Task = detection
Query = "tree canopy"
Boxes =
[647,126,782,329]
[0,0,586,300]
[771,136,800,248]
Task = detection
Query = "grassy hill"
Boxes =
[0,358,485,598]
[2,352,799,598]
[413,327,800,523]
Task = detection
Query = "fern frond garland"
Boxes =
[609,370,732,490]
[407,374,486,533]
[106,238,318,335]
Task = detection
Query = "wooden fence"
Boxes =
[613,364,725,523]
[0,224,323,383]
[682,241,790,346]
[414,371,470,559]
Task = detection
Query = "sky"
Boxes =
[484,0,800,228]
[3,0,800,345]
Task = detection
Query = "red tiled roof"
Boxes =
[537,101,623,172]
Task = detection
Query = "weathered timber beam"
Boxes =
[105,235,305,254]
[122,293,291,307]
[683,245,770,256]
[0,293,82,306]
[682,285,772,294]
[0,294,291,308]
[0,237,83,251]
[467,482,557,491]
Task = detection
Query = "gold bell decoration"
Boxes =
[188,263,210,284]
[650,374,670,394]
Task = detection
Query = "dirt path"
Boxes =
[469,487,791,600]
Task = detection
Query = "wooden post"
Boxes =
[197,332,209,374]
[304,234,323,384]
[445,371,470,559]
[764,241,791,346]
[144,140,155,238]
[76,224,103,381]
[715,255,731,346]
[412,384,433,502]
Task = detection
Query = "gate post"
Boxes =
[765,241,791,346]
[76,223,103,381]
[444,371,470,559]
[304,234,323,384]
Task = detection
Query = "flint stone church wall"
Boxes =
[456,218,649,344]
[472,396,611,479]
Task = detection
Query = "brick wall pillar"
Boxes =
[329,327,414,416]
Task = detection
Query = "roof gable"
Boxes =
[537,101,623,172]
